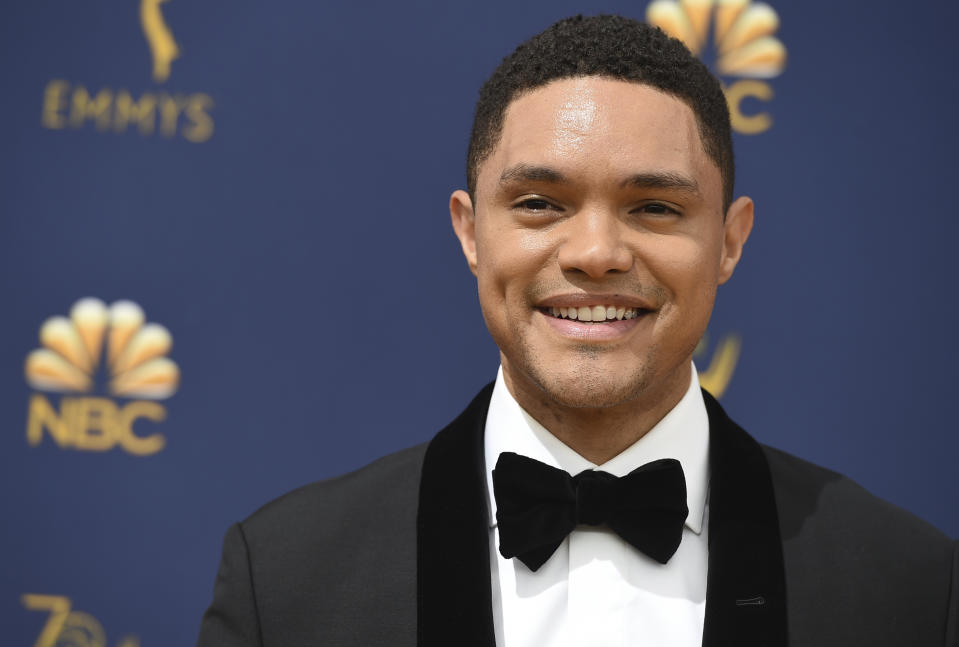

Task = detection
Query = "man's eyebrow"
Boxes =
[498,164,568,186]
[497,166,700,197]
[623,171,701,196]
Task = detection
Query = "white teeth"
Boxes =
[546,305,642,321]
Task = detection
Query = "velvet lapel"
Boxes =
[701,389,788,647]
[417,383,497,647]
[415,384,788,647]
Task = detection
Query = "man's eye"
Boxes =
[636,202,679,216]
[516,198,554,211]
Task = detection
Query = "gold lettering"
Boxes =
[21,594,71,647]
[41,80,70,129]
[62,398,82,442]
[183,93,215,142]
[70,86,113,130]
[26,395,167,455]
[725,80,773,135]
[116,401,167,455]
[72,397,119,451]
[42,80,214,143]
[26,394,73,448]
[158,93,188,137]
[114,91,157,135]
[58,611,106,647]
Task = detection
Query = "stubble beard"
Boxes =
[511,338,660,411]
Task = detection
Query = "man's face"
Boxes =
[451,77,752,414]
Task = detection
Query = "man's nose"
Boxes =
[557,208,633,278]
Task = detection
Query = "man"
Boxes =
[196,15,957,647]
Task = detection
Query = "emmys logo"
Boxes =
[40,0,215,142]
[647,0,787,134]
[141,0,180,82]
[24,298,180,457]
[21,594,139,647]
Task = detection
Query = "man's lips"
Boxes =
[535,294,655,323]
[534,295,654,341]
[537,293,654,310]
[539,304,644,323]
[537,307,649,341]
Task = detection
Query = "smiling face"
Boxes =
[451,77,752,424]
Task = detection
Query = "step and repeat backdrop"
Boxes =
[3,0,957,644]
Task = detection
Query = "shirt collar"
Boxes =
[484,364,710,535]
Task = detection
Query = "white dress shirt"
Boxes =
[484,365,710,647]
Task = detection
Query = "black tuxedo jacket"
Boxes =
[197,386,958,646]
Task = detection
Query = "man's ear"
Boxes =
[450,189,478,276]
[718,196,754,285]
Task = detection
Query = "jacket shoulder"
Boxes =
[761,445,956,646]
[242,441,428,537]
[237,442,428,646]
[762,444,950,546]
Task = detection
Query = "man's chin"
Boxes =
[530,370,653,411]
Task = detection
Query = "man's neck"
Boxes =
[501,364,693,465]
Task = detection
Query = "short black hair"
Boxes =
[467,14,734,211]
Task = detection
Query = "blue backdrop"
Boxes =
[3,1,957,645]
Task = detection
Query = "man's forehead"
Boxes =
[480,77,714,190]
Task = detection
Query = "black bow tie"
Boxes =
[492,452,689,571]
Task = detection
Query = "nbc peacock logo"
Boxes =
[646,0,787,134]
[24,298,179,456]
